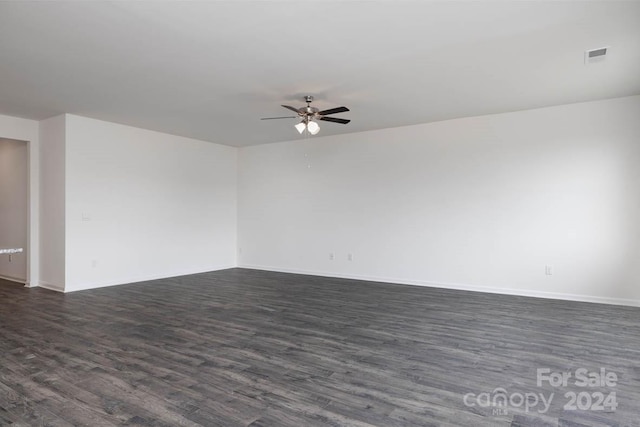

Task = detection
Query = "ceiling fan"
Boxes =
[261,96,350,135]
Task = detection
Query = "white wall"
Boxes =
[39,115,66,291]
[0,114,39,287]
[238,95,640,306]
[64,115,237,292]
[0,139,28,282]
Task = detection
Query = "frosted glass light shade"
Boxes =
[307,121,320,135]
[294,122,306,134]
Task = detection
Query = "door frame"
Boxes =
[0,115,39,287]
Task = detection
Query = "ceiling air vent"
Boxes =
[584,47,608,65]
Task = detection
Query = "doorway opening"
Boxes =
[0,138,28,285]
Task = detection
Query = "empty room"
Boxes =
[1,1,639,426]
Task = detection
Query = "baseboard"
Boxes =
[38,281,64,292]
[0,273,26,285]
[238,264,640,308]
[64,264,237,293]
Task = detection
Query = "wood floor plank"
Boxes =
[1,270,639,426]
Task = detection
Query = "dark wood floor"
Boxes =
[1,269,639,426]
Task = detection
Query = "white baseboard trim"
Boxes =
[38,281,64,292]
[64,264,237,293]
[238,264,640,308]
[0,274,26,285]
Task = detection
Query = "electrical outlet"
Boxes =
[347,253,353,262]
[329,253,335,261]
[545,265,553,276]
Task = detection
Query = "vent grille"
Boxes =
[585,47,608,64]
[588,48,607,58]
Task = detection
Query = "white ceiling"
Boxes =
[1,1,639,147]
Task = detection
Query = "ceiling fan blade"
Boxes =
[319,116,351,124]
[281,105,301,113]
[260,116,297,120]
[318,106,349,115]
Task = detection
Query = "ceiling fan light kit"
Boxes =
[261,95,350,136]
[294,122,307,134]
[307,120,320,135]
